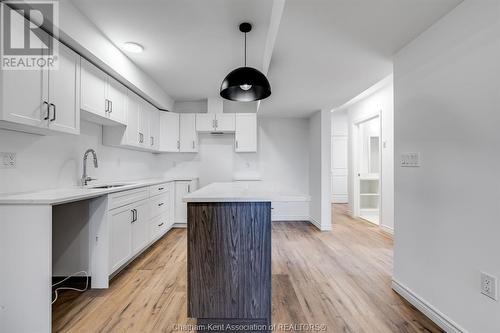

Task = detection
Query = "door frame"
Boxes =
[352,110,382,225]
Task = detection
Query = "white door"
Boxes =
[47,41,80,134]
[106,77,127,124]
[131,201,150,253]
[159,112,180,152]
[179,114,198,152]
[0,10,48,128]
[215,113,235,132]
[80,58,107,117]
[125,92,140,147]
[235,113,257,152]
[331,136,348,203]
[148,106,160,150]
[109,206,133,272]
[195,113,215,132]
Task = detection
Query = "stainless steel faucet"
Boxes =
[81,149,98,186]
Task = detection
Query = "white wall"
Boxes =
[331,110,348,203]
[345,80,394,232]
[393,1,500,332]
[0,117,309,196]
[309,110,332,230]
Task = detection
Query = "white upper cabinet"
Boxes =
[47,40,80,135]
[147,105,160,151]
[159,112,180,152]
[179,114,198,152]
[235,113,257,152]
[0,11,79,135]
[137,99,150,148]
[125,92,140,147]
[80,58,107,118]
[106,76,127,124]
[195,113,235,132]
[195,114,215,132]
[215,113,235,132]
[80,58,126,125]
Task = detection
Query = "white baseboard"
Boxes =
[392,279,466,333]
[272,215,310,222]
[380,225,394,235]
[172,223,187,228]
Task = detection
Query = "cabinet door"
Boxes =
[109,206,134,272]
[80,58,107,117]
[47,40,80,134]
[0,10,48,128]
[138,99,151,148]
[159,112,180,152]
[235,113,257,152]
[174,181,190,224]
[148,106,160,150]
[215,113,235,132]
[195,114,215,132]
[106,76,127,124]
[179,114,198,152]
[132,201,150,254]
[125,92,140,146]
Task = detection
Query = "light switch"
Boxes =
[0,152,16,168]
[400,152,420,167]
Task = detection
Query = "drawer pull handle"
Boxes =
[158,223,164,227]
[158,202,164,207]
[158,187,164,191]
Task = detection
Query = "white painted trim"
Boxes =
[392,280,467,333]
[308,216,321,230]
[172,223,187,228]
[380,225,394,235]
[272,215,310,222]
[332,194,348,203]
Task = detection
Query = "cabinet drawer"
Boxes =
[149,182,171,197]
[150,213,169,241]
[149,193,169,218]
[108,187,149,210]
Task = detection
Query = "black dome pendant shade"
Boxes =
[220,23,271,102]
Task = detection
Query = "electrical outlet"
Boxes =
[0,152,16,169]
[481,272,497,300]
[400,152,420,167]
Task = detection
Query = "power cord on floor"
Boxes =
[51,271,89,305]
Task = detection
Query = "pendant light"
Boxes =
[220,22,271,102]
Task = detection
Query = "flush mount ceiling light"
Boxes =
[220,22,271,102]
[123,42,144,53]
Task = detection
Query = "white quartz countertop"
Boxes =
[0,177,197,205]
[183,182,310,203]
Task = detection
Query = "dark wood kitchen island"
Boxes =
[184,183,273,332]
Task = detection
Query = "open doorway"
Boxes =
[353,113,381,225]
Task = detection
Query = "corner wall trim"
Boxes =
[308,217,321,230]
[391,279,467,333]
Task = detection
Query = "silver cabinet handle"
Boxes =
[150,136,154,146]
[158,222,164,227]
[177,140,180,150]
[158,187,164,191]
[192,140,195,149]
[131,209,137,223]
[105,99,109,112]
[212,119,215,129]
[49,103,56,122]
[235,140,239,149]
[158,202,164,207]
[187,184,191,193]
[43,101,49,120]
[215,119,218,128]
[109,100,112,113]
[139,133,144,143]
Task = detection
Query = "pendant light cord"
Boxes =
[244,32,247,67]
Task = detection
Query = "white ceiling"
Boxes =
[72,0,461,117]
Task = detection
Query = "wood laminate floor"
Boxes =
[52,204,442,333]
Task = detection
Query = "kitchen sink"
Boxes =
[89,184,132,189]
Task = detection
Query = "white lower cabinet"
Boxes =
[109,203,134,273]
[108,181,183,276]
[131,200,150,253]
[174,179,198,225]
